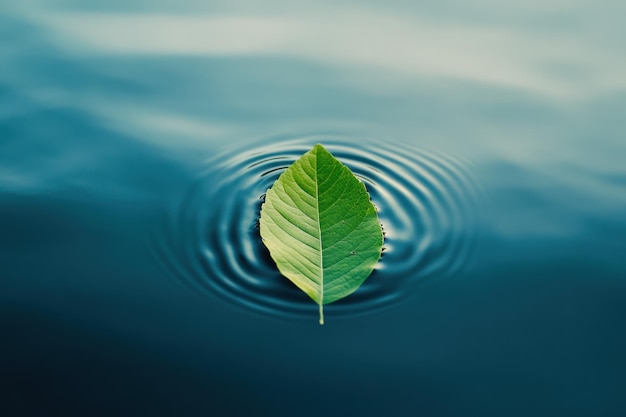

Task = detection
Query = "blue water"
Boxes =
[2,2,626,416]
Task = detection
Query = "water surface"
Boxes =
[2,1,626,416]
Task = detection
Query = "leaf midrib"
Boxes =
[314,149,325,325]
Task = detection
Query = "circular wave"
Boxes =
[151,135,481,320]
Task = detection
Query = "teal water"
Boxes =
[2,2,626,416]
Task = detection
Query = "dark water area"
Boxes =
[2,2,626,416]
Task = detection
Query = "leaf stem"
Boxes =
[319,304,324,325]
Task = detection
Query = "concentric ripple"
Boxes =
[152,135,481,320]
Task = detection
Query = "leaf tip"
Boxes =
[312,143,330,155]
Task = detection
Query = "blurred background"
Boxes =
[1,1,625,416]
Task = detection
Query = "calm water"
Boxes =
[2,1,626,416]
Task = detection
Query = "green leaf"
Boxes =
[259,144,383,324]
